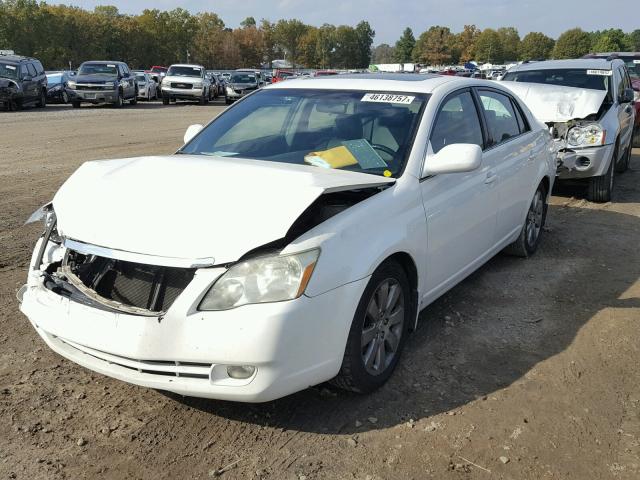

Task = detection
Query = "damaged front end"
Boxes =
[500,81,612,179]
[25,207,196,317]
[0,78,20,110]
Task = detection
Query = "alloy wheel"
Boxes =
[526,189,544,247]
[361,278,405,376]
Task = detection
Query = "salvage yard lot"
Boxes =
[1,103,639,479]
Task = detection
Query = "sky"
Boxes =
[56,0,637,45]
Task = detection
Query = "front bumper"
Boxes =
[20,259,367,402]
[69,89,118,103]
[161,86,203,100]
[556,143,615,180]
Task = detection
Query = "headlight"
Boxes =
[162,78,169,86]
[226,86,235,94]
[199,249,320,311]
[192,82,203,88]
[567,124,606,147]
[634,90,640,102]
[67,80,76,90]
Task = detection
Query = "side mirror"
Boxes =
[183,124,203,144]
[423,143,482,177]
[620,88,635,104]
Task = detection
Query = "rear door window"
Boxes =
[27,63,37,77]
[477,90,521,147]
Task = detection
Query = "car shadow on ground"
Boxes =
[38,99,226,112]
[164,154,640,435]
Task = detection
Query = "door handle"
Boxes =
[484,172,497,184]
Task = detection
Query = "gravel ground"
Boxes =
[1,102,639,479]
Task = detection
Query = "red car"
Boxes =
[587,53,640,146]
[271,69,296,83]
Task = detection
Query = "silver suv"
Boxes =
[161,64,212,105]
[502,58,635,202]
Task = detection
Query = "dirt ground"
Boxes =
[1,102,639,480]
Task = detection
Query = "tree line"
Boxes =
[0,0,374,70]
[374,25,640,66]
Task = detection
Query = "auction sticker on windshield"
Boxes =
[586,69,612,76]
[362,93,415,104]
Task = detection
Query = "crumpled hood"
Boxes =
[52,155,393,264]
[500,81,607,123]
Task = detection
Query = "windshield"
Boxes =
[78,63,118,76]
[135,74,146,81]
[151,67,166,73]
[502,68,612,92]
[0,63,18,79]
[180,89,427,178]
[231,73,256,83]
[167,66,202,77]
[619,58,640,80]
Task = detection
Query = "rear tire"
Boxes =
[504,182,548,257]
[331,261,410,394]
[588,143,616,202]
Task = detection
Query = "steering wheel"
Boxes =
[371,143,396,160]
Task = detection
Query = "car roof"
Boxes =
[267,73,464,94]
[0,54,37,64]
[170,64,204,68]
[81,60,126,65]
[589,52,640,57]
[508,58,624,72]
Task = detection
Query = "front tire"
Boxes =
[331,261,410,393]
[71,101,81,108]
[113,90,123,108]
[588,143,616,202]
[129,91,137,105]
[504,182,547,257]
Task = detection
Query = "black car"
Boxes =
[45,70,75,104]
[67,61,138,108]
[0,54,47,110]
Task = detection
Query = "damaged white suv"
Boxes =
[502,58,636,202]
[19,75,556,402]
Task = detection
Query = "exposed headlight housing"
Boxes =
[226,86,235,94]
[567,124,606,147]
[67,80,76,90]
[199,249,320,311]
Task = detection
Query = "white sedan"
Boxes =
[19,74,556,402]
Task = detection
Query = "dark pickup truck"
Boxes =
[67,61,138,108]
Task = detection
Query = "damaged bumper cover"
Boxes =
[20,234,368,402]
[555,143,615,179]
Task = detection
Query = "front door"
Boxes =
[420,89,499,302]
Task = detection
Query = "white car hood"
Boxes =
[52,155,393,265]
[499,81,607,123]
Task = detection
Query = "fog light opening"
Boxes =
[575,156,591,169]
[226,365,256,380]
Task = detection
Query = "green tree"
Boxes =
[372,43,396,64]
[553,28,592,59]
[240,16,256,28]
[274,19,308,67]
[316,23,336,68]
[520,32,555,60]
[394,27,415,63]
[497,27,520,61]
[452,24,480,63]
[628,29,640,51]
[354,21,375,68]
[474,28,504,63]
[413,26,453,65]
[591,28,631,52]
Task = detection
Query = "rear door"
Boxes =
[420,88,499,300]
[616,66,634,149]
[20,63,36,101]
[475,88,538,243]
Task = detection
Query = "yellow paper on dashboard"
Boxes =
[304,145,358,169]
